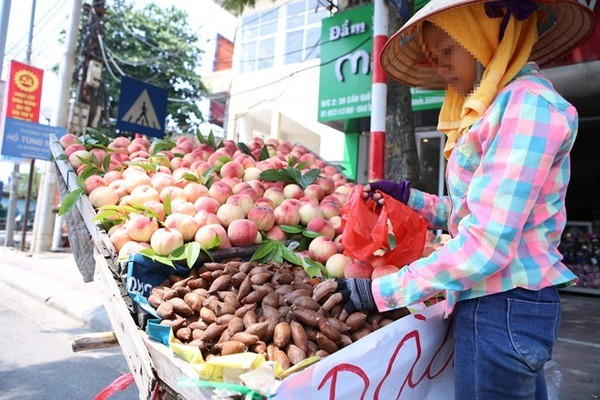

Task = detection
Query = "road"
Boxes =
[0,281,139,400]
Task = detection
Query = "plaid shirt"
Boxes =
[372,63,579,316]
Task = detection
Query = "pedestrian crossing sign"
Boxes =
[116,76,167,138]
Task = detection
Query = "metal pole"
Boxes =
[18,0,37,251]
[0,0,12,78]
[368,0,389,181]
[32,0,82,253]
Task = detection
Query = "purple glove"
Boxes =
[368,180,411,204]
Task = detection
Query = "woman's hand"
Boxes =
[362,180,411,204]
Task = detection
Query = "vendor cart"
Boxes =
[50,134,454,400]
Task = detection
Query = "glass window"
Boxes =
[285,31,303,64]
[239,10,278,72]
[284,0,329,65]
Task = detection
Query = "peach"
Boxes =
[125,214,159,242]
[170,200,197,216]
[316,176,335,195]
[110,227,132,252]
[84,176,107,194]
[193,210,221,227]
[108,179,129,197]
[216,204,245,228]
[344,259,373,279]
[299,202,323,226]
[194,223,230,250]
[69,149,91,169]
[130,185,160,205]
[195,196,220,214]
[329,215,343,235]
[242,167,262,182]
[371,264,400,279]
[64,143,86,158]
[103,170,123,184]
[308,236,339,264]
[254,197,275,209]
[265,225,286,241]
[150,227,184,256]
[247,206,276,231]
[227,219,258,247]
[220,160,244,179]
[283,184,304,200]
[273,203,301,226]
[264,187,285,206]
[232,182,252,194]
[118,240,151,261]
[151,172,176,193]
[319,201,340,220]
[226,193,254,216]
[306,217,336,240]
[160,186,187,203]
[164,213,199,242]
[59,133,81,149]
[304,184,325,202]
[142,200,166,221]
[123,172,152,194]
[234,154,257,169]
[208,181,233,205]
[325,253,352,278]
[88,186,120,208]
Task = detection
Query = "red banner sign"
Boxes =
[5,60,44,122]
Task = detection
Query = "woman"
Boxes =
[332,0,595,398]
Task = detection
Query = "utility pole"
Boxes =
[0,0,12,244]
[4,0,37,248]
[48,0,105,250]
[31,0,82,253]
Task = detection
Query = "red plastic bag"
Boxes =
[340,185,427,267]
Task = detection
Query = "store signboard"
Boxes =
[0,61,64,160]
[318,3,374,123]
[411,88,445,111]
[4,60,44,122]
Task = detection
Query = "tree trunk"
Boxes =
[384,11,422,186]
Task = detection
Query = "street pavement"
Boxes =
[0,246,598,399]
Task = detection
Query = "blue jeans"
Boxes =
[452,286,561,400]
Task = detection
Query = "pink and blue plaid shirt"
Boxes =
[372,63,579,316]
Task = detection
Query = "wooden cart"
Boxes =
[51,135,216,399]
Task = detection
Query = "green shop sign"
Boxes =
[318,3,374,123]
[411,88,445,111]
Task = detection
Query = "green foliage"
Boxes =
[259,167,321,189]
[136,242,213,269]
[58,188,85,216]
[97,1,206,133]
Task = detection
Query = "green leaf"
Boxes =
[93,209,123,222]
[55,154,67,161]
[279,225,303,234]
[196,130,205,144]
[139,248,175,268]
[237,142,253,156]
[297,236,311,252]
[79,165,103,182]
[299,168,321,189]
[163,194,172,216]
[303,230,321,239]
[128,161,158,172]
[182,173,198,182]
[205,235,221,251]
[258,145,270,161]
[173,153,185,158]
[152,142,166,156]
[208,130,216,149]
[271,243,284,263]
[296,161,307,170]
[202,166,216,181]
[185,242,201,268]
[58,188,85,215]
[281,246,301,265]
[286,167,302,184]
[102,153,111,172]
[259,169,294,183]
[169,245,187,260]
[299,256,325,278]
[251,240,277,261]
